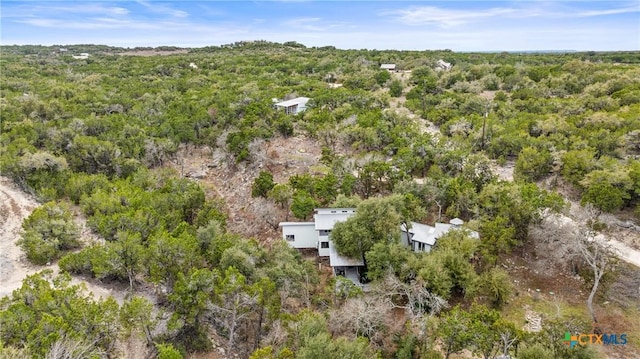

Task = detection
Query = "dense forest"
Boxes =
[1,42,640,359]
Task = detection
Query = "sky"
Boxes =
[1,1,639,51]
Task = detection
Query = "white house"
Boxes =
[279,208,477,286]
[380,64,397,72]
[72,53,90,60]
[436,59,452,71]
[401,218,478,253]
[274,97,310,115]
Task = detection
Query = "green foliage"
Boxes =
[297,333,377,359]
[479,268,513,308]
[291,190,318,220]
[3,43,640,359]
[516,344,554,359]
[366,242,412,281]
[478,182,563,244]
[269,183,293,208]
[156,343,184,359]
[389,79,403,97]
[252,171,276,198]
[514,146,552,181]
[119,296,156,343]
[0,271,120,358]
[168,268,217,350]
[478,216,517,265]
[331,195,404,259]
[561,149,597,186]
[18,201,80,265]
[437,305,473,358]
[148,230,202,291]
[580,169,632,212]
[374,70,391,85]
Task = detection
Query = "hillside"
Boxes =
[1,43,640,359]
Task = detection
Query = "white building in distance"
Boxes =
[273,97,310,115]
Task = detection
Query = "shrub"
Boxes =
[18,202,80,265]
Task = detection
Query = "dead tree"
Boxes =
[574,206,615,325]
[576,227,612,325]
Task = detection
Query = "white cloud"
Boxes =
[575,5,639,18]
[1,4,130,18]
[284,17,348,32]
[135,0,188,18]
[385,2,640,27]
[284,17,325,31]
[18,17,156,30]
[386,6,517,27]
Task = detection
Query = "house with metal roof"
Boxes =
[279,208,477,287]
[380,63,397,72]
[401,218,478,253]
[273,97,310,115]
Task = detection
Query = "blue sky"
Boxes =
[1,1,639,51]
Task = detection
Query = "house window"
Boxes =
[285,234,295,241]
[320,241,329,248]
[319,230,331,236]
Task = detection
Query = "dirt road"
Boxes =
[0,176,39,297]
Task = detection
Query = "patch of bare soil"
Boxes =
[478,90,496,101]
[491,159,516,182]
[504,240,584,301]
[170,135,323,243]
[537,178,640,266]
[0,176,39,298]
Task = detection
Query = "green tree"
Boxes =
[148,231,202,291]
[252,171,276,198]
[365,242,412,281]
[467,305,501,359]
[561,149,597,186]
[109,231,145,290]
[331,196,402,260]
[374,70,391,86]
[0,271,121,358]
[389,79,403,97]
[478,216,517,265]
[291,190,318,220]
[18,201,80,265]
[156,343,184,359]
[514,147,552,182]
[269,183,293,209]
[580,169,632,212]
[479,267,512,308]
[120,296,157,346]
[438,305,472,359]
[168,268,218,352]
